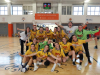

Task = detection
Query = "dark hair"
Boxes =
[31,43,35,46]
[68,35,75,42]
[95,26,97,29]
[53,42,61,52]
[45,45,50,52]
[68,21,73,25]
[25,27,30,36]
[62,37,68,42]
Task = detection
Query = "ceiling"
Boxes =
[0,0,100,4]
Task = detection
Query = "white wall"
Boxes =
[0,3,100,24]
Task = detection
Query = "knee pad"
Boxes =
[33,55,37,60]
[44,60,50,66]
[79,54,83,60]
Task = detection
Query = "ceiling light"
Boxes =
[5,0,11,2]
[84,0,90,3]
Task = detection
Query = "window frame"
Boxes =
[87,5,100,15]
[11,5,23,15]
[73,5,84,15]
[0,5,8,15]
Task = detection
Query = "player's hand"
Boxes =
[19,53,21,56]
[26,40,28,43]
[17,28,19,30]
[57,57,61,61]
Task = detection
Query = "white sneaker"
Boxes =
[33,66,38,71]
[51,68,54,72]
[36,61,40,65]
[22,68,27,73]
[57,63,61,67]
[78,65,82,70]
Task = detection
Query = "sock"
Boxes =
[52,63,56,70]
[57,63,60,66]
[38,62,42,65]
[80,62,82,65]
[73,58,75,62]
[34,63,37,67]
[22,63,25,66]
[26,65,29,69]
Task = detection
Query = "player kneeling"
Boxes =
[71,35,97,70]
[19,44,38,72]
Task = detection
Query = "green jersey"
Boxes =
[75,29,99,40]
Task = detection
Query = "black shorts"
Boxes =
[65,52,69,56]
[70,46,74,50]
[75,51,83,55]
[33,55,37,60]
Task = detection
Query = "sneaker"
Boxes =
[88,61,92,65]
[57,63,61,67]
[94,46,98,49]
[78,65,82,70]
[51,68,54,72]
[22,67,27,73]
[73,62,76,66]
[36,61,40,65]
[33,66,38,71]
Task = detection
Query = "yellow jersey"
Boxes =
[72,39,86,53]
[59,42,72,53]
[52,47,65,57]
[26,42,39,52]
[36,30,46,40]
[45,30,53,39]
[36,50,51,60]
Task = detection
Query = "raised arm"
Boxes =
[85,37,97,42]
[55,23,64,28]
[17,28,25,31]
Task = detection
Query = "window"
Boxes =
[73,6,83,15]
[62,6,66,15]
[67,6,72,15]
[87,6,100,15]
[23,6,33,15]
[12,5,22,15]
[0,6,7,15]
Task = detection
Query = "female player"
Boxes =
[18,27,30,55]
[57,26,69,42]
[71,35,97,70]
[75,25,100,64]
[53,27,58,42]
[59,37,76,65]
[25,38,39,51]
[25,45,61,72]
[19,44,38,72]
[17,25,38,42]
[36,27,46,42]
[47,42,65,72]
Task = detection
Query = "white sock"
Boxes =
[34,63,37,67]
[26,65,29,69]
[73,58,75,62]
[22,63,25,66]
[57,63,61,66]
[38,63,42,65]
[52,63,56,70]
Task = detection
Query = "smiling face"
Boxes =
[31,44,35,51]
[44,45,49,52]
[58,27,61,32]
[55,43,59,48]
[48,39,52,44]
[72,35,77,42]
[68,22,72,28]
[62,37,66,43]
[33,26,37,31]
[78,26,83,31]
[40,27,43,32]
[27,27,30,32]
[46,27,49,32]
[33,38,37,43]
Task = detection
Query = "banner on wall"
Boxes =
[35,14,59,20]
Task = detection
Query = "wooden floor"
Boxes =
[0,37,100,75]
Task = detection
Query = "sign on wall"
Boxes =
[35,14,59,20]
